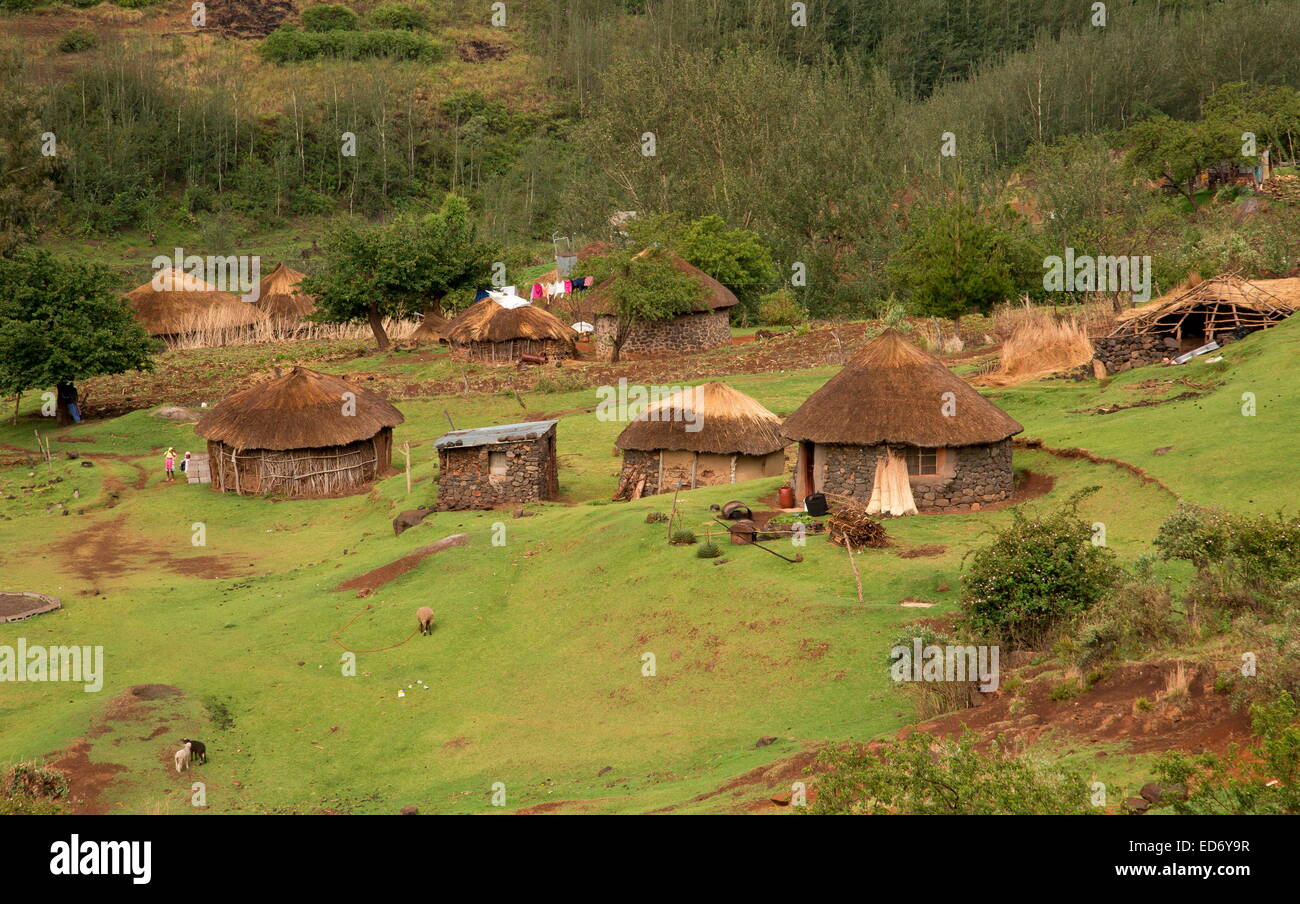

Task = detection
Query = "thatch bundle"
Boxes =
[443,296,577,362]
[781,330,1023,447]
[985,307,1094,386]
[125,268,268,337]
[196,367,404,498]
[585,250,739,315]
[255,262,316,325]
[615,382,786,456]
[1108,274,1291,337]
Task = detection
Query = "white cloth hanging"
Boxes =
[866,449,917,517]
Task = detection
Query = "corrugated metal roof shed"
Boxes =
[434,420,557,450]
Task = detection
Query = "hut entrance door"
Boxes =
[799,441,817,496]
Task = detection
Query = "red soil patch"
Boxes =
[52,514,248,585]
[334,533,469,593]
[896,544,948,559]
[1016,438,1178,497]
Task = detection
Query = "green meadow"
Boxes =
[2,316,1297,813]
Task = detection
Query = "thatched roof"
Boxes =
[411,309,449,342]
[443,297,577,345]
[615,382,788,456]
[1250,277,1300,311]
[585,251,739,316]
[196,367,403,451]
[256,262,316,322]
[781,330,1023,447]
[125,268,267,336]
[1109,274,1291,336]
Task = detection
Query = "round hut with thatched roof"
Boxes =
[585,251,738,361]
[613,382,787,499]
[410,308,449,344]
[125,268,267,339]
[255,262,317,329]
[781,330,1023,514]
[443,293,576,363]
[196,367,403,498]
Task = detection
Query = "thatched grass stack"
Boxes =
[125,268,267,338]
[255,262,317,327]
[443,296,577,363]
[985,306,1094,386]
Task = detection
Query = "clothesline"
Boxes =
[475,276,595,305]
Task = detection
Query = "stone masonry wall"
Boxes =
[593,310,731,360]
[435,433,558,510]
[814,440,1014,513]
[1092,334,1168,374]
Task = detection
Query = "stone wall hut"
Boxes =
[125,268,267,339]
[443,295,576,364]
[434,420,559,510]
[780,330,1023,514]
[196,367,403,498]
[255,262,317,329]
[586,252,737,360]
[613,382,787,499]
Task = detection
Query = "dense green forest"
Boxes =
[3,0,1300,317]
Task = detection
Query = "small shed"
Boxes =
[196,367,403,498]
[613,382,787,499]
[434,420,559,510]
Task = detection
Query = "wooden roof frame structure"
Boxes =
[1106,272,1291,339]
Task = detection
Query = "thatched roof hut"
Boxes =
[1107,274,1291,341]
[410,309,449,344]
[443,295,577,363]
[125,268,267,337]
[196,367,403,498]
[255,262,316,325]
[613,381,788,498]
[781,330,1022,513]
[584,251,738,360]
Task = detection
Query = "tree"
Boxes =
[1123,115,1239,210]
[0,248,154,426]
[583,247,701,363]
[677,214,777,318]
[886,203,1038,322]
[0,50,60,255]
[302,195,496,350]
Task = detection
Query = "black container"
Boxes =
[803,493,828,516]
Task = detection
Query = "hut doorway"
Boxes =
[798,441,817,497]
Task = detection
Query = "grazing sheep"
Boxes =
[416,606,435,636]
[174,741,192,773]
[182,738,206,764]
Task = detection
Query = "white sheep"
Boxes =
[174,741,192,773]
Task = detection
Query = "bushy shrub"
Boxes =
[1075,570,1183,669]
[696,540,720,558]
[1156,503,1300,604]
[57,27,99,53]
[961,488,1121,648]
[259,25,444,63]
[301,3,359,32]
[757,288,805,326]
[1,761,69,816]
[670,529,696,545]
[812,732,1094,815]
[367,3,428,30]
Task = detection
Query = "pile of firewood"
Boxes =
[1259,175,1300,204]
[825,494,888,549]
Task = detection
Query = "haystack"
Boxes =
[410,309,449,344]
[443,295,576,363]
[125,268,267,337]
[255,262,316,325]
[613,381,788,498]
[985,308,1094,386]
[196,367,403,498]
[781,330,1023,513]
[585,251,738,360]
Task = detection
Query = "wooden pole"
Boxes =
[667,481,682,542]
[402,441,412,495]
[845,537,864,604]
[444,410,456,431]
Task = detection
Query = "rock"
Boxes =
[770,793,792,806]
[1153,446,1173,455]
[755,736,778,748]
[393,506,435,536]
[80,460,94,468]
[399,805,419,815]
[1123,797,1150,814]
[1139,781,1187,804]
[597,765,613,777]
[152,406,204,423]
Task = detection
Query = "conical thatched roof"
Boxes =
[443,296,577,345]
[411,309,449,343]
[781,330,1023,447]
[585,251,739,315]
[256,262,316,322]
[125,268,267,336]
[1109,274,1290,335]
[615,382,787,456]
[196,367,404,451]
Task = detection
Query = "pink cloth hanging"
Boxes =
[531,283,544,299]
[564,279,573,293]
